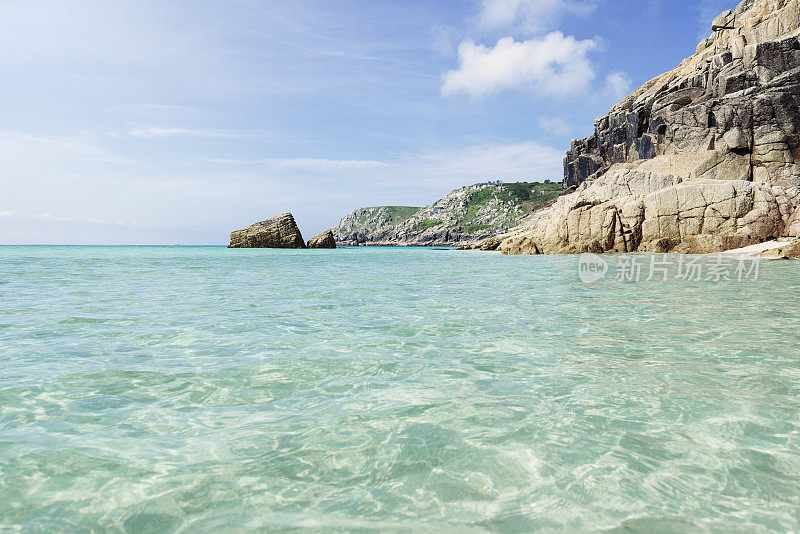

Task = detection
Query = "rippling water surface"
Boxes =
[2,246,800,532]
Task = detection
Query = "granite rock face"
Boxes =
[229,213,306,248]
[499,0,800,255]
[307,229,337,249]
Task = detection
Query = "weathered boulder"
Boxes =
[480,236,506,251]
[759,239,800,258]
[307,229,337,249]
[496,0,800,255]
[229,213,306,248]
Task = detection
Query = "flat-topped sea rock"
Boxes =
[229,213,306,248]
[307,229,336,249]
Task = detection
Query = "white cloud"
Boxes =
[430,25,460,56]
[0,1,190,65]
[25,212,146,226]
[0,130,122,166]
[604,71,632,102]
[31,213,57,221]
[537,115,573,137]
[390,142,565,188]
[205,142,564,190]
[206,158,389,169]
[441,32,597,98]
[478,0,597,34]
[0,210,14,217]
[130,127,240,138]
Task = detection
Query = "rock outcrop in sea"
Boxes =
[229,213,306,248]
[307,229,337,249]
[493,0,800,255]
[335,182,561,246]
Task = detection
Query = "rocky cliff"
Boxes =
[334,182,561,246]
[495,0,800,255]
[229,213,306,248]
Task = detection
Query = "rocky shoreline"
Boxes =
[230,1,800,257]
[481,0,800,256]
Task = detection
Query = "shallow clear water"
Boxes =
[1,246,800,532]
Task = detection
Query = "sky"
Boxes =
[0,0,739,244]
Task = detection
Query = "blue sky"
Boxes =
[0,0,737,244]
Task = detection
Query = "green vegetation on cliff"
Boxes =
[334,181,563,246]
[462,182,561,228]
[344,206,420,235]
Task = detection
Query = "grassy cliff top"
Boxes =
[465,181,561,204]
[359,206,420,218]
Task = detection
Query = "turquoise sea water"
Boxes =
[1,246,800,532]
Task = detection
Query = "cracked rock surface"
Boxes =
[229,213,306,249]
[497,0,800,255]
